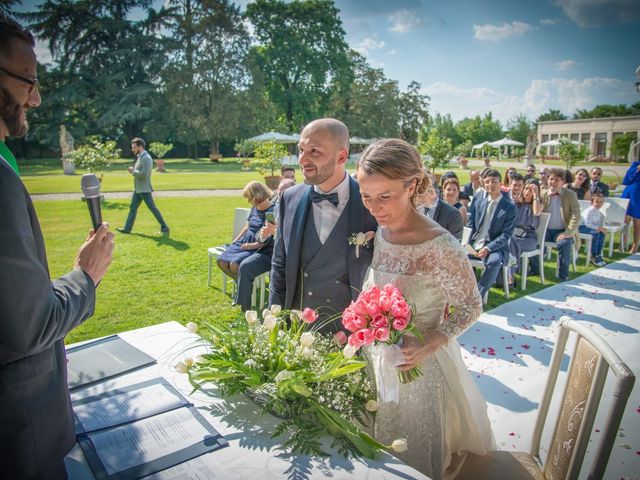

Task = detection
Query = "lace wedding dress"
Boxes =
[364,230,495,480]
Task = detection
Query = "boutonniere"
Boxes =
[348,231,375,258]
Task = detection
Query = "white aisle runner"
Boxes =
[460,253,640,479]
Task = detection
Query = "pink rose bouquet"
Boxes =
[341,284,422,383]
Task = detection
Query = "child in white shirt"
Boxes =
[579,193,607,266]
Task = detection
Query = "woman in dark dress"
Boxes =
[568,168,592,200]
[442,177,468,225]
[508,176,541,284]
[217,181,275,309]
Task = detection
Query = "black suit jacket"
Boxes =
[0,157,96,477]
[423,200,463,241]
[269,176,377,309]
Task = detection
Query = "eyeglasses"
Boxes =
[0,66,39,94]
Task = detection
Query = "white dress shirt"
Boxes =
[312,173,350,244]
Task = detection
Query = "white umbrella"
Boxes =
[489,137,524,147]
[350,137,375,145]
[540,138,581,147]
[247,131,299,144]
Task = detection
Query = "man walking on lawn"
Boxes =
[117,137,170,235]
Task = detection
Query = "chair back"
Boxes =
[530,316,635,480]
[603,197,629,226]
[535,212,551,249]
[462,226,472,246]
[233,207,251,239]
[578,199,591,214]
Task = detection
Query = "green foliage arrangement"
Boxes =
[611,133,637,161]
[182,306,404,458]
[149,142,173,159]
[558,139,589,170]
[251,141,289,177]
[418,128,453,171]
[70,137,120,176]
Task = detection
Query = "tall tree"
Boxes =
[506,113,533,145]
[329,51,400,138]
[536,109,567,123]
[455,113,502,145]
[398,81,430,145]
[159,0,253,157]
[421,112,461,146]
[22,0,171,142]
[246,0,351,132]
[574,102,640,119]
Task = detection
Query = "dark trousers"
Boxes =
[236,251,272,311]
[546,229,573,280]
[471,251,502,299]
[124,192,168,232]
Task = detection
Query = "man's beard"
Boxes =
[0,84,28,138]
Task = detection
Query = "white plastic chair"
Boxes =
[207,207,251,293]
[602,197,630,256]
[462,227,510,302]
[457,316,635,480]
[520,212,550,290]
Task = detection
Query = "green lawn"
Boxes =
[33,195,630,344]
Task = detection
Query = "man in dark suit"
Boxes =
[589,167,610,197]
[269,118,376,331]
[0,16,115,479]
[418,184,463,240]
[466,169,517,299]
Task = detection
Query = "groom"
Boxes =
[269,118,376,331]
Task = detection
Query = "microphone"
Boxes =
[80,174,102,230]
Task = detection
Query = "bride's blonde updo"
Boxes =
[358,138,429,206]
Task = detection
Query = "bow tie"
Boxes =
[310,190,339,207]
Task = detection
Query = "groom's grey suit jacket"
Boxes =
[0,156,96,477]
[269,176,377,320]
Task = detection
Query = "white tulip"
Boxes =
[263,314,277,331]
[270,304,282,315]
[356,232,367,244]
[365,400,379,412]
[262,308,271,319]
[174,360,189,374]
[343,344,357,359]
[391,438,408,453]
[245,310,258,324]
[275,370,294,383]
[300,332,315,347]
[302,347,314,359]
[193,355,205,364]
[290,309,302,321]
[185,322,198,334]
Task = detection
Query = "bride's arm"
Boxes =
[429,236,482,340]
[398,237,482,369]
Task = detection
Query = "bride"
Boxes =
[357,139,494,479]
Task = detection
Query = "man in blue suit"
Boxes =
[466,169,516,299]
[269,118,376,332]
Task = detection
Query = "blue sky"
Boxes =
[21,0,640,125]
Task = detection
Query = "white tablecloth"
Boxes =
[65,321,430,480]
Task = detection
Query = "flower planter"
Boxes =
[264,175,281,190]
[459,158,469,169]
[155,159,166,172]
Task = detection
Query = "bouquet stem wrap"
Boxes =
[368,343,405,403]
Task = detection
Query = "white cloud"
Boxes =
[34,39,53,66]
[540,18,559,25]
[473,21,533,42]
[553,0,640,27]
[388,9,429,33]
[423,77,637,124]
[554,60,579,71]
[353,37,386,56]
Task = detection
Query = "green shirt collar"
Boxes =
[0,141,19,175]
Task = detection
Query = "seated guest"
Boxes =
[579,193,607,267]
[589,167,610,197]
[563,169,573,189]
[539,167,549,191]
[439,170,458,190]
[501,167,517,193]
[524,164,537,182]
[217,181,275,310]
[568,167,592,200]
[458,190,470,210]
[281,165,296,182]
[416,182,463,241]
[541,168,581,282]
[467,169,517,299]
[462,169,482,198]
[508,176,542,284]
[442,177,468,225]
